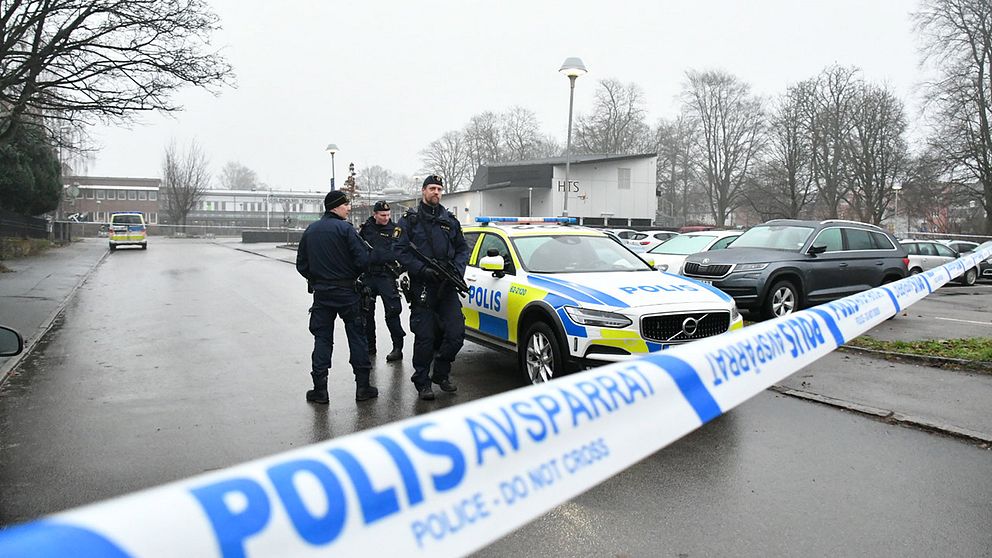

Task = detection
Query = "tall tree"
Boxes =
[501,106,546,161]
[804,65,861,219]
[0,0,234,145]
[218,162,258,190]
[463,112,502,171]
[161,140,209,226]
[914,0,992,234]
[744,83,817,220]
[574,79,653,155]
[846,83,909,225]
[419,131,471,193]
[654,112,701,225]
[683,70,765,226]
[0,125,60,215]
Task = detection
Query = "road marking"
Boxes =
[934,316,992,326]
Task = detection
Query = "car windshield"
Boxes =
[512,235,652,273]
[648,234,717,255]
[732,225,814,251]
[112,214,143,225]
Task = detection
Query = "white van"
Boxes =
[108,212,147,251]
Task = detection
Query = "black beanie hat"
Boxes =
[324,190,348,210]
[373,200,390,212]
[422,174,444,189]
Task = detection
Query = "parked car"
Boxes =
[681,219,908,319]
[624,230,680,252]
[937,239,979,254]
[900,240,980,285]
[461,218,743,384]
[604,229,646,252]
[647,230,741,273]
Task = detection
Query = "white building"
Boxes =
[411,154,658,226]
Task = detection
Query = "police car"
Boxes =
[461,217,744,384]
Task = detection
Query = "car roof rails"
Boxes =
[819,219,883,230]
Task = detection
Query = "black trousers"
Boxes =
[363,273,406,349]
[309,289,372,389]
[409,285,464,389]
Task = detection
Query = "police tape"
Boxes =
[2,243,990,557]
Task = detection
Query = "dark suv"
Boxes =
[681,219,908,319]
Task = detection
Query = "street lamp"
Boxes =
[892,183,903,235]
[559,56,587,218]
[325,144,339,189]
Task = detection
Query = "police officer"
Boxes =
[395,175,469,401]
[296,190,378,403]
[359,200,406,361]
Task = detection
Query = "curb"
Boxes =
[0,245,110,387]
[769,385,992,446]
[838,345,992,373]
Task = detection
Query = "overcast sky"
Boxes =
[86,0,927,192]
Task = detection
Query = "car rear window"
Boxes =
[870,232,895,250]
[111,214,143,225]
[844,228,874,251]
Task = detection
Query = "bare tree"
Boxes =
[501,106,546,160]
[162,140,209,226]
[218,161,258,190]
[359,164,398,203]
[683,70,765,226]
[914,0,992,234]
[803,65,861,219]
[463,112,502,171]
[654,112,702,226]
[0,0,234,145]
[846,83,909,225]
[574,79,653,155]
[420,131,472,193]
[745,83,818,220]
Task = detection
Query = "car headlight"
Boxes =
[730,303,740,322]
[735,263,769,272]
[564,306,632,328]
[658,263,669,272]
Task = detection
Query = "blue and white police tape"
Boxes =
[2,243,990,558]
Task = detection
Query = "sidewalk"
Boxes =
[0,238,107,381]
[2,238,990,444]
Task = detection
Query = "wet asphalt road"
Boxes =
[1,239,990,556]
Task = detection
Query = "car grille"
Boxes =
[683,262,732,277]
[641,312,731,344]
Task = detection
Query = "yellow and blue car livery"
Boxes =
[108,212,147,251]
[461,217,743,381]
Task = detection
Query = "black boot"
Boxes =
[356,385,379,401]
[386,337,403,362]
[433,378,457,392]
[306,388,329,404]
[417,385,435,401]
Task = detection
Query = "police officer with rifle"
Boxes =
[358,201,406,362]
[394,175,470,401]
[296,190,378,404]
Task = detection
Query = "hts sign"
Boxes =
[556,180,579,193]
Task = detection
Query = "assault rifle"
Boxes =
[407,242,469,297]
[359,236,413,304]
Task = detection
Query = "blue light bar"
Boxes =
[475,216,577,224]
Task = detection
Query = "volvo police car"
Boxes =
[461,217,744,384]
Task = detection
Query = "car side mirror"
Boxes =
[0,326,24,357]
[807,244,828,256]
[642,256,656,268]
[480,255,506,278]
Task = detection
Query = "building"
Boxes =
[63,176,162,223]
[404,154,659,226]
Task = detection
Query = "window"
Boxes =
[812,228,843,252]
[128,190,137,200]
[118,191,127,200]
[618,168,631,190]
[710,235,738,250]
[149,192,157,201]
[474,233,514,274]
[138,191,147,200]
[149,213,157,224]
[85,190,94,199]
[96,190,105,200]
[918,243,937,256]
[464,232,481,262]
[933,243,955,257]
[843,228,874,251]
[870,232,894,250]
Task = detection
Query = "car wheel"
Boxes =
[762,280,799,320]
[960,267,978,286]
[910,267,922,275]
[109,244,116,252]
[141,242,148,250]
[519,321,565,385]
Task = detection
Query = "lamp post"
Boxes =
[325,144,339,189]
[559,56,587,218]
[892,183,903,235]
[528,187,533,217]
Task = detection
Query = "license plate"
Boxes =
[696,279,713,285]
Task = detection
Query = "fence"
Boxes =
[0,209,48,240]
[0,242,989,557]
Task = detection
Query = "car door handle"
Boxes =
[466,277,477,282]
[839,263,848,268]
[875,261,884,266]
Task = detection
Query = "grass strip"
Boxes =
[845,336,992,362]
